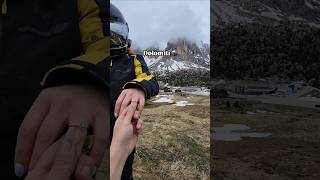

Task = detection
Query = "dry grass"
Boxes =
[212,99,320,180]
[94,95,210,180]
[133,95,210,180]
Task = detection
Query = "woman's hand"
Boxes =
[110,103,143,180]
[14,85,109,178]
[112,102,143,157]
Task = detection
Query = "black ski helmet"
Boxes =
[110,3,130,57]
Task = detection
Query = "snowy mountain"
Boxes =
[212,0,320,27]
[140,38,210,73]
[145,56,208,72]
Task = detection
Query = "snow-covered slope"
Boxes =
[212,0,320,27]
[147,57,209,72]
[142,38,210,73]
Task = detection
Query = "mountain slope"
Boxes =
[141,38,210,73]
[212,0,320,27]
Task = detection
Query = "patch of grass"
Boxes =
[133,95,210,179]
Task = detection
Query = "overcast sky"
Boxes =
[111,0,210,49]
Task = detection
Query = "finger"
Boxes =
[136,118,143,131]
[120,95,132,115]
[25,137,64,180]
[133,111,140,121]
[124,104,136,123]
[137,123,144,135]
[29,108,67,170]
[134,97,145,120]
[75,155,96,180]
[138,97,145,112]
[118,107,129,119]
[131,95,139,118]
[47,119,87,180]
[132,118,143,135]
[131,94,139,107]
[114,91,126,117]
[89,115,108,168]
[15,94,50,177]
[32,136,64,172]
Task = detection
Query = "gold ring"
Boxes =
[69,120,88,130]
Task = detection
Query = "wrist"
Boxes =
[110,141,129,180]
[110,139,130,160]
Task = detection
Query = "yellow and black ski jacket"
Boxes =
[0,0,108,179]
[0,0,108,90]
[110,53,159,106]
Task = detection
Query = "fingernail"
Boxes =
[114,113,118,117]
[14,163,26,177]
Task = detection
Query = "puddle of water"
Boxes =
[212,124,272,141]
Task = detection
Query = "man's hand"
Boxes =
[114,88,145,121]
[14,85,109,178]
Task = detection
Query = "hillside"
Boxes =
[134,38,209,73]
[134,38,210,87]
[212,0,320,27]
[211,0,320,88]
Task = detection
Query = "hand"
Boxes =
[112,103,143,157]
[25,127,96,180]
[110,103,143,180]
[114,88,145,121]
[15,85,109,178]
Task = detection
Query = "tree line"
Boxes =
[155,69,210,87]
[211,22,320,88]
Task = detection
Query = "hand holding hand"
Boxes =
[15,85,109,178]
[25,126,95,180]
[110,102,143,180]
[114,88,145,121]
[112,103,143,157]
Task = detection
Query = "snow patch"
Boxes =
[152,97,174,103]
[144,56,162,66]
[174,101,194,107]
